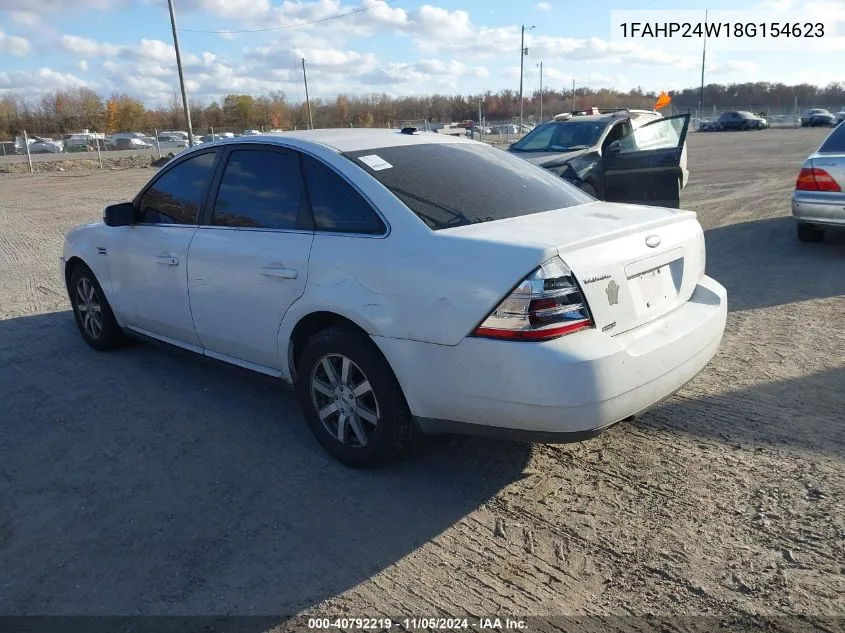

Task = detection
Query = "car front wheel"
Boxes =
[296,326,415,468]
[69,263,124,350]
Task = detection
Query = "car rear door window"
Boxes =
[137,151,216,225]
[818,124,845,153]
[212,149,304,229]
[301,155,385,234]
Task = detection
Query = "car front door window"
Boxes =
[137,151,216,224]
[618,116,685,154]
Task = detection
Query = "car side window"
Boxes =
[137,151,216,225]
[211,149,304,229]
[302,154,386,235]
[602,122,629,150]
[618,117,684,154]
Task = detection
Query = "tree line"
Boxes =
[2,81,844,138]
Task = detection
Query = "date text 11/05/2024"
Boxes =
[618,21,825,38]
[307,617,528,630]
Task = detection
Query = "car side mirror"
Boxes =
[104,202,136,227]
[607,140,622,155]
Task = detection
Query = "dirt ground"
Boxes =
[0,128,843,629]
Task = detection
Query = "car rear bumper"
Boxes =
[792,191,845,228]
[375,276,727,438]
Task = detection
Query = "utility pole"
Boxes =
[537,61,543,122]
[519,25,534,133]
[302,57,313,130]
[698,9,708,119]
[478,97,483,138]
[571,78,576,112]
[167,0,194,147]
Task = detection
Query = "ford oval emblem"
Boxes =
[645,235,661,248]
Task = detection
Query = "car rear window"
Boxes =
[818,124,845,153]
[343,142,590,230]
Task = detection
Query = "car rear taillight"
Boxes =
[796,167,842,192]
[472,256,592,341]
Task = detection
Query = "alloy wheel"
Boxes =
[310,353,380,447]
[75,276,103,339]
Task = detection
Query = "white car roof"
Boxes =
[216,128,473,153]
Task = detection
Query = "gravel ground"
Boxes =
[0,128,843,629]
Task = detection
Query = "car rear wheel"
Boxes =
[797,223,825,243]
[69,263,124,350]
[296,326,415,468]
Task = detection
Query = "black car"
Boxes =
[801,108,836,127]
[507,112,690,208]
[716,111,768,130]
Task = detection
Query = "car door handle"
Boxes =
[156,255,179,266]
[261,266,298,280]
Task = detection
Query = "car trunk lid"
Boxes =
[442,200,706,336]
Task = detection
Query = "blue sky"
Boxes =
[0,0,843,106]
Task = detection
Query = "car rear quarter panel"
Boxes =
[277,230,556,379]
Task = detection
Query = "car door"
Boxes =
[108,149,219,349]
[601,113,690,209]
[186,144,314,372]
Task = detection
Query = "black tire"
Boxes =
[796,223,825,243]
[295,326,415,468]
[740,122,749,131]
[69,263,124,350]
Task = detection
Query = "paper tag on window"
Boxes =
[358,154,393,171]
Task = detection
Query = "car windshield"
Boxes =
[510,120,608,152]
[738,111,757,118]
[343,142,591,231]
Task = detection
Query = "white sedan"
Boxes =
[61,129,727,468]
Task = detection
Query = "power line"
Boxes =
[179,0,400,34]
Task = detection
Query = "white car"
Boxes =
[836,108,845,126]
[155,135,189,150]
[61,130,727,467]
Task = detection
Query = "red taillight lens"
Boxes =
[796,167,842,192]
[472,256,593,342]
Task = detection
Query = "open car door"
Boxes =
[602,113,690,209]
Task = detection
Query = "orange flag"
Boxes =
[654,91,672,110]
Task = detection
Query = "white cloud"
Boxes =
[0,30,31,56]
[77,60,88,71]
[0,67,88,92]
[535,2,551,10]
[9,11,40,26]
[0,0,124,9]
[708,60,759,75]
[61,35,120,56]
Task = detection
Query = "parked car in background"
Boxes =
[61,129,726,467]
[28,137,63,153]
[792,122,845,242]
[160,130,204,145]
[111,137,154,150]
[716,111,768,130]
[508,110,690,208]
[801,108,836,127]
[200,133,235,142]
[64,133,107,151]
[155,134,189,150]
[835,108,845,126]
